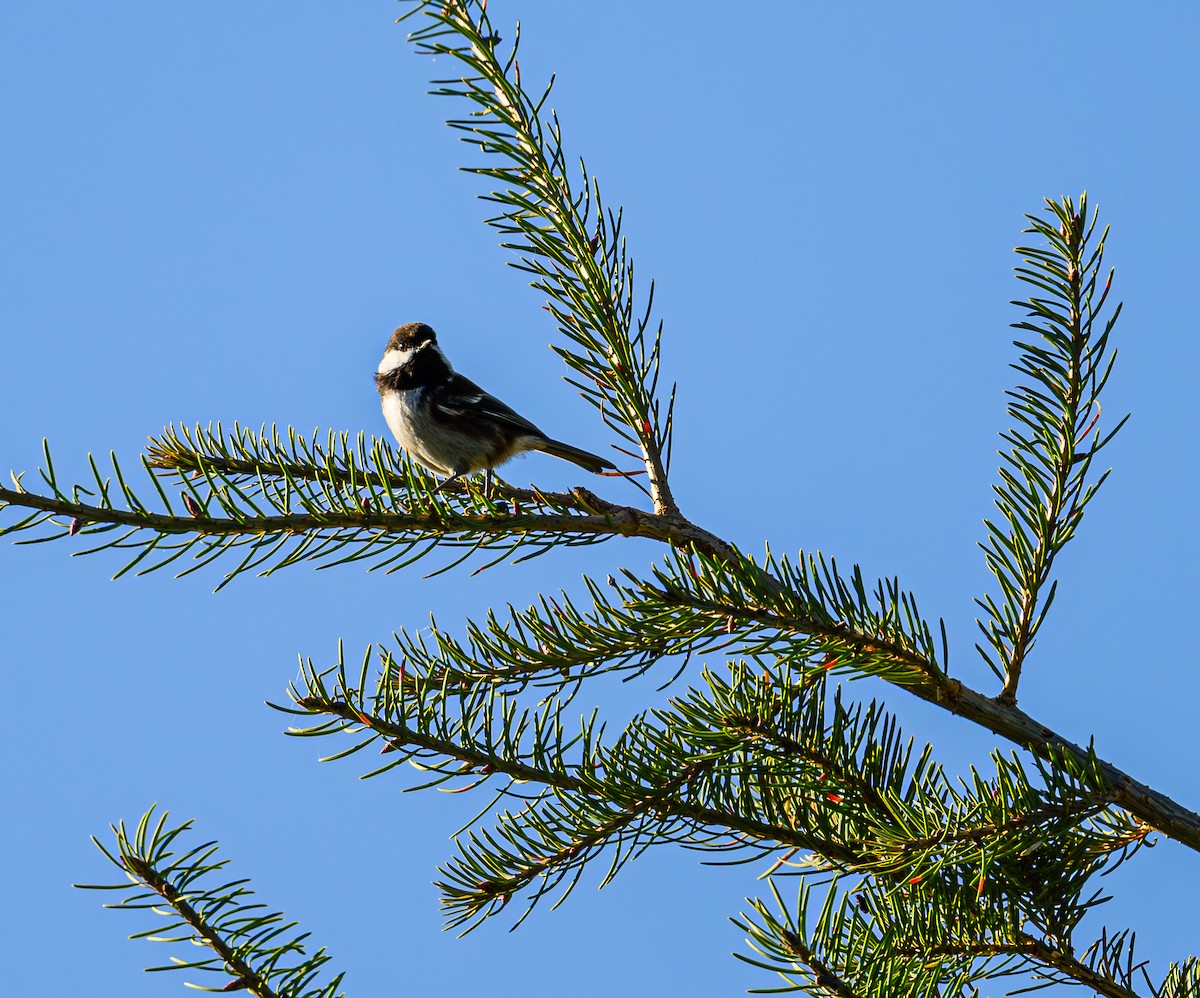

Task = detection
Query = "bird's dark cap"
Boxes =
[386,322,437,352]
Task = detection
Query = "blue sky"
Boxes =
[2,3,1198,995]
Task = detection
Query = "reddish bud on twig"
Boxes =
[182,493,203,518]
[68,517,83,535]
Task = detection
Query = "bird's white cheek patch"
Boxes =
[377,347,414,375]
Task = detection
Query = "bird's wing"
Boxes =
[432,372,546,439]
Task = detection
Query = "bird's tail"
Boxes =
[537,438,617,475]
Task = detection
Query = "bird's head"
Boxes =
[378,322,440,376]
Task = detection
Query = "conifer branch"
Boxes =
[979,194,1128,705]
[1076,928,1200,998]
[76,807,344,997]
[894,934,1150,997]
[440,757,717,931]
[1018,934,1144,998]
[280,649,1148,953]
[289,687,863,866]
[736,878,1003,995]
[737,874,1171,997]
[1158,957,1200,997]
[640,563,1200,853]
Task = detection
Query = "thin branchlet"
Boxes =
[979,195,1128,705]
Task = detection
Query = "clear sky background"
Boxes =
[2,3,1198,995]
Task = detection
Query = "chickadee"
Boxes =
[375,322,616,492]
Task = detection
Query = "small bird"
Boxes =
[375,322,616,492]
